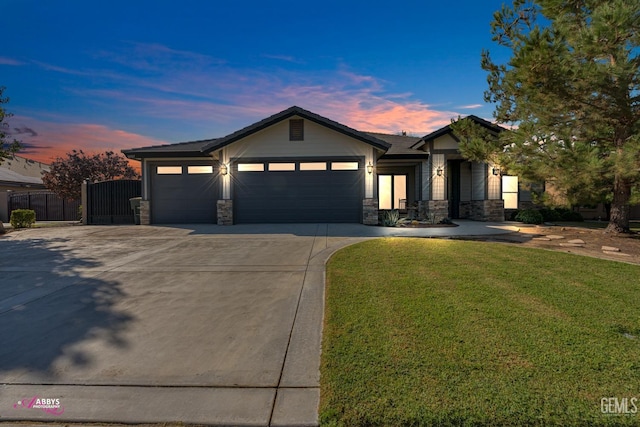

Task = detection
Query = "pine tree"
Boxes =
[455,0,640,233]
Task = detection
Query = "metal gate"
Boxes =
[86,180,141,225]
[8,191,81,221]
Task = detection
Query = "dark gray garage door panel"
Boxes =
[151,164,219,224]
[234,169,362,223]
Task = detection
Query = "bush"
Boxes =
[515,209,544,224]
[539,207,585,222]
[556,207,584,221]
[10,209,36,229]
[381,210,400,227]
[508,209,520,221]
[540,208,562,222]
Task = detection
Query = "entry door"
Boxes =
[448,160,461,219]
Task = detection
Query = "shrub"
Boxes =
[552,207,584,221]
[381,210,400,227]
[515,209,544,224]
[10,209,36,229]
[508,209,520,221]
[540,208,562,222]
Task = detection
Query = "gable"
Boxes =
[222,116,375,159]
[201,106,390,154]
[433,134,459,150]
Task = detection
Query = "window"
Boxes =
[502,175,518,209]
[268,163,296,171]
[331,162,359,171]
[187,165,213,174]
[378,175,407,210]
[289,119,304,141]
[157,166,182,174]
[237,163,265,172]
[299,162,327,171]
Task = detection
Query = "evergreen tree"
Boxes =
[454,0,640,233]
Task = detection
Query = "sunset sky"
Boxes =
[2,0,510,164]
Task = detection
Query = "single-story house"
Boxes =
[0,155,50,222]
[0,155,49,193]
[123,106,519,225]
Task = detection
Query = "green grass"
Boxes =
[321,239,640,426]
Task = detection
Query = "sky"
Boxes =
[1,0,512,164]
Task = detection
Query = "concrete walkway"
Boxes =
[0,221,517,426]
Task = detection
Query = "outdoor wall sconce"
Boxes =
[220,164,228,176]
[436,166,443,177]
[492,166,500,176]
[366,162,374,174]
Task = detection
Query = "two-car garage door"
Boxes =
[233,160,363,223]
[149,159,363,224]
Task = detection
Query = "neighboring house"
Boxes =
[122,106,518,225]
[0,155,49,192]
[0,155,50,222]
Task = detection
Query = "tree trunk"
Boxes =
[605,175,631,234]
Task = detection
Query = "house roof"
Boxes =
[411,115,506,149]
[200,106,392,153]
[123,106,394,160]
[367,132,428,159]
[0,167,45,187]
[122,139,218,160]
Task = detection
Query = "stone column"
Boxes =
[140,200,151,225]
[217,199,233,225]
[362,199,378,225]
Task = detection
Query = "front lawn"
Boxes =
[321,239,640,426]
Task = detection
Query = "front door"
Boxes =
[448,160,461,219]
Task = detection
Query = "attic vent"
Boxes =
[289,119,304,141]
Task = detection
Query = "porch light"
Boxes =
[492,166,500,176]
[220,163,228,176]
[436,166,443,177]
[366,162,374,174]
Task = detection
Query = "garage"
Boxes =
[233,160,363,223]
[150,161,219,223]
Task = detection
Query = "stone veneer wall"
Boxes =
[459,201,472,219]
[469,200,505,221]
[363,199,378,225]
[418,200,449,221]
[140,200,150,225]
[217,199,233,225]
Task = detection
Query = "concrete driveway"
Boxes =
[0,221,517,426]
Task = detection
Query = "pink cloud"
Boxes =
[8,115,167,164]
[23,46,472,146]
